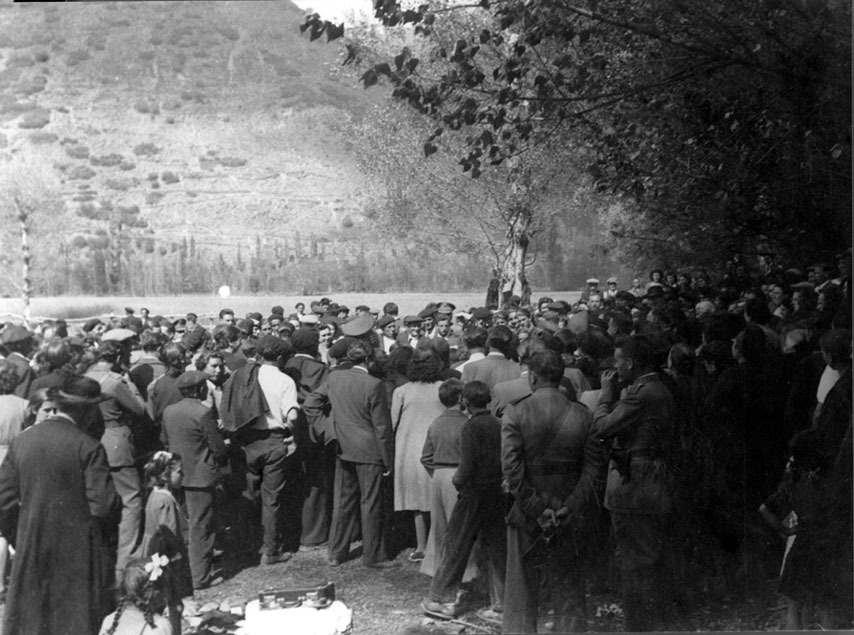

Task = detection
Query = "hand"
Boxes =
[600,369,618,387]
[382,468,392,477]
[536,508,558,531]
[286,408,299,423]
[554,506,570,526]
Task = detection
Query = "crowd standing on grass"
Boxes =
[0,253,850,634]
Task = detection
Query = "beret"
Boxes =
[267,314,283,322]
[546,301,569,313]
[471,307,492,320]
[403,315,424,326]
[182,329,204,351]
[256,334,289,358]
[123,316,143,332]
[248,312,263,322]
[271,305,285,315]
[176,370,208,390]
[537,297,554,306]
[355,305,371,312]
[376,315,395,329]
[290,328,319,351]
[83,318,103,333]
[418,306,437,319]
[340,314,374,337]
[506,295,521,305]
[328,336,357,360]
[236,318,254,333]
[0,324,32,344]
[435,302,456,314]
[124,307,135,314]
[101,327,136,342]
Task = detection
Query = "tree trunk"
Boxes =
[14,198,32,324]
[500,233,531,306]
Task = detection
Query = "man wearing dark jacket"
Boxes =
[304,340,397,568]
[593,335,677,632]
[162,371,227,590]
[502,350,606,633]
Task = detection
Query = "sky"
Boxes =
[290,0,374,25]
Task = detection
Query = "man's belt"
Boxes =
[527,461,580,477]
[609,446,664,483]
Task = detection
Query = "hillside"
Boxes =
[0,1,379,257]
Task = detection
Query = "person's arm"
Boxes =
[278,374,301,428]
[390,385,404,434]
[558,416,607,522]
[200,408,228,464]
[592,373,644,439]
[370,381,394,471]
[111,376,146,417]
[452,422,475,490]
[83,443,120,519]
[0,445,20,542]
[501,405,547,522]
[303,381,330,420]
[421,425,436,476]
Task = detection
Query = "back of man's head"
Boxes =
[462,380,491,410]
[527,350,564,385]
[160,342,187,369]
[615,335,657,374]
[486,325,515,358]
[463,327,488,350]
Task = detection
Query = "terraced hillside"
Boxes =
[0,1,379,262]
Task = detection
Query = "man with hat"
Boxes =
[85,339,147,578]
[162,371,227,589]
[303,340,397,568]
[603,277,619,300]
[580,278,600,305]
[0,375,119,635]
[398,316,428,349]
[377,315,399,355]
[471,307,493,330]
[418,304,439,337]
[0,325,35,398]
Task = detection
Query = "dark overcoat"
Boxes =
[0,416,118,635]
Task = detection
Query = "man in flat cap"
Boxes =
[603,277,619,300]
[161,371,227,589]
[471,307,493,330]
[0,325,35,398]
[580,278,600,305]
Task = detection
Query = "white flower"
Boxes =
[144,553,169,582]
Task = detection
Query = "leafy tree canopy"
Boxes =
[303,0,851,269]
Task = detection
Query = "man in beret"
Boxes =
[398,316,428,349]
[303,340,397,568]
[471,307,493,330]
[377,316,399,355]
[0,325,35,398]
[161,371,227,589]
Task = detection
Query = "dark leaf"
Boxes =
[375,62,393,78]
[480,29,491,43]
[424,142,438,157]
[326,22,345,41]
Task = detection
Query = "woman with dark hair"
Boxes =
[0,360,27,602]
[383,345,414,405]
[391,349,445,561]
[28,338,76,397]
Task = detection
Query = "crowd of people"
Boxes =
[0,253,850,634]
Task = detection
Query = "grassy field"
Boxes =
[0,291,582,325]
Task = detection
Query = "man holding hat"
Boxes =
[0,325,35,398]
[162,371,227,589]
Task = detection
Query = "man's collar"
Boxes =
[487,352,505,358]
[352,365,368,372]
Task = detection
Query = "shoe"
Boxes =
[365,560,402,570]
[476,608,503,625]
[194,575,224,591]
[421,599,460,620]
[260,552,292,566]
[408,550,425,562]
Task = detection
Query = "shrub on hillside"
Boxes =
[341,215,354,229]
[65,144,89,159]
[119,160,135,171]
[105,177,136,191]
[72,192,97,203]
[134,100,160,115]
[18,109,50,129]
[180,89,204,102]
[91,153,123,167]
[133,143,160,156]
[29,131,58,144]
[161,171,179,184]
[0,100,36,115]
[68,165,96,180]
[66,49,90,66]
[0,133,7,149]
[16,75,48,96]
[61,137,77,145]
[220,26,240,41]
[8,54,34,68]
[34,51,50,63]
[148,172,159,181]
[162,98,181,111]
[140,51,155,62]
[150,36,163,46]
[147,191,165,204]
[218,157,247,167]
